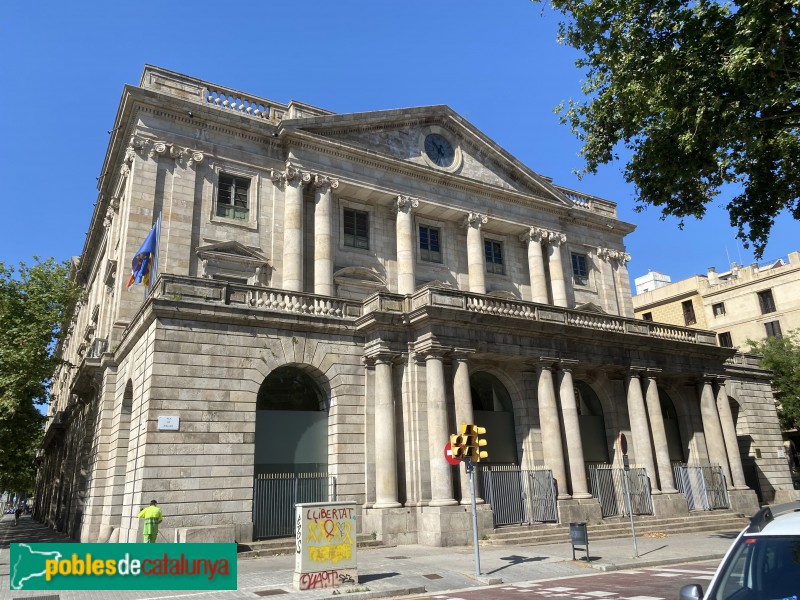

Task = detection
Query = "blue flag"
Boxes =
[126,222,158,289]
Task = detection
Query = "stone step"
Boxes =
[238,534,386,558]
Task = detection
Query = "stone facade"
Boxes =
[35,66,798,547]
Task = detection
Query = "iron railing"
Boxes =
[587,464,654,518]
[476,465,558,526]
[252,472,336,539]
[673,465,729,510]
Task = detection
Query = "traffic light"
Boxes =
[461,423,488,462]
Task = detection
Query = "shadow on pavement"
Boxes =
[359,571,400,583]
[487,554,546,575]
[0,514,75,549]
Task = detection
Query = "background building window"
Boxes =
[419,225,442,263]
[718,332,733,347]
[682,300,696,326]
[758,289,776,314]
[712,302,726,317]
[216,173,250,220]
[765,320,783,338]
[642,312,653,321]
[484,239,504,274]
[571,253,589,286]
[343,208,369,249]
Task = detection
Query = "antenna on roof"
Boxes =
[725,246,732,269]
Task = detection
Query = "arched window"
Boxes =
[574,381,610,463]
[469,372,517,464]
[257,367,324,411]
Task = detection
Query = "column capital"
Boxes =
[598,247,631,266]
[542,229,567,247]
[644,367,662,380]
[534,357,559,372]
[463,211,488,229]
[625,366,646,379]
[272,162,312,187]
[451,348,476,362]
[313,174,340,192]
[397,195,419,213]
[559,358,579,372]
[520,226,546,244]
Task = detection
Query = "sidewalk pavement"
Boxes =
[0,512,740,599]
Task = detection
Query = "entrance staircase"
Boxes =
[238,533,386,558]
[481,510,749,547]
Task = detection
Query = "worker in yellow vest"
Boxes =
[137,500,163,543]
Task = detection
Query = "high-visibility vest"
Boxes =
[137,506,163,534]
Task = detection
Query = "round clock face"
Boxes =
[424,133,455,168]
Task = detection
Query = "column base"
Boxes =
[557,497,602,524]
[362,504,494,547]
[428,499,459,507]
[727,488,761,515]
[373,502,402,509]
[651,491,689,518]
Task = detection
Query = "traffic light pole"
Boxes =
[464,458,481,577]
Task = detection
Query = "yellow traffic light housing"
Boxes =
[449,433,467,459]
[460,423,488,462]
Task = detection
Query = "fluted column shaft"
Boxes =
[538,364,570,498]
[643,375,677,492]
[313,177,337,296]
[524,229,549,304]
[374,358,401,508]
[626,372,660,493]
[558,365,590,497]
[716,381,747,489]
[453,354,482,503]
[396,196,418,295]
[547,237,568,307]
[699,379,732,485]
[465,213,487,295]
[426,354,457,506]
[283,174,307,292]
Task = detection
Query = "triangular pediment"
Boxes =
[281,106,573,207]
[574,301,607,314]
[196,241,268,264]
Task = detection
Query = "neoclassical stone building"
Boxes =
[35,66,798,546]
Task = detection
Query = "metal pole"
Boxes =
[466,459,481,577]
[622,464,639,558]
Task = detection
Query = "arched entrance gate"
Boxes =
[252,366,335,539]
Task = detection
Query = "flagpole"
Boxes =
[146,213,162,299]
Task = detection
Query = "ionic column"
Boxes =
[537,360,570,499]
[545,232,568,307]
[715,379,747,489]
[464,212,488,295]
[313,175,338,296]
[281,164,310,292]
[558,361,591,498]
[396,196,419,295]
[373,356,401,508]
[626,370,660,493]
[521,227,548,304]
[452,351,482,504]
[643,372,677,493]
[425,352,457,506]
[698,377,732,485]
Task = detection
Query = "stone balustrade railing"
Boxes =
[147,276,716,347]
[204,85,284,122]
[555,186,618,217]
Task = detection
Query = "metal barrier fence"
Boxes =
[252,472,336,539]
[672,465,729,510]
[476,465,558,526]
[587,464,653,518]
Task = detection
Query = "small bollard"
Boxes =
[569,522,589,561]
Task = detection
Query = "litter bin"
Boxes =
[569,522,589,561]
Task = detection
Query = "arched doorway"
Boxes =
[575,381,610,463]
[470,372,518,464]
[659,388,685,463]
[255,366,328,474]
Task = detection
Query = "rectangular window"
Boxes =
[343,208,369,249]
[571,253,589,286]
[765,320,783,338]
[712,302,726,317]
[419,225,442,263]
[718,332,733,347]
[682,300,696,326]
[216,173,250,220]
[484,239,504,275]
[642,312,653,322]
[758,289,776,314]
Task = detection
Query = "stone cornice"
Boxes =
[598,247,631,266]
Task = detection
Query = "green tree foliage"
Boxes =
[539,0,799,257]
[0,259,80,494]
[749,331,800,431]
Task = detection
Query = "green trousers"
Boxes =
[144,531,157,543]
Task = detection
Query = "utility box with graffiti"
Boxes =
[293,501,358,590]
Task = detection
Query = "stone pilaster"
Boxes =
[521,227,549,304]
[544,231,568,307]
[715,378,748,489]
[558,360,591,498]
[313,175,338,296]
[425,352,457,507]
[452,351,482,504]
[464,212,487,295]
[598,248,632,317]
[373,356,401,508]
[626,369,660,493]
[396,196,419,295]
[643,371,677,493]
[537,359,569,499]
[279,163,311,292]
[698,377,733,485]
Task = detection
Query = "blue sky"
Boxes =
[1,1,796,288]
